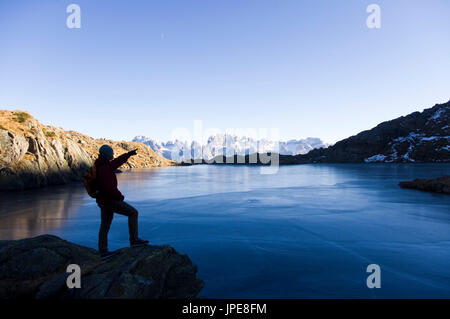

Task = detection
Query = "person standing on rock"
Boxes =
[95,145,149,258]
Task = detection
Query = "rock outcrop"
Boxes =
[399,175,450,195]
[0,235,203,299]
[0,110,174,190]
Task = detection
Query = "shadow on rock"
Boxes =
[0,235,203,299]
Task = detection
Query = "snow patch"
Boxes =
[392,132,424,143]
[429,108,445,121]
[364,154,387,163]
[420,136,450,141]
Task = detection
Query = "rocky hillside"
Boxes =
[0,110,174,191]
[0,235,203,299]
[293,100,450,163]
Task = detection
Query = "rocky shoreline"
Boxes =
[399,175,450,195]
[0,235,203,299]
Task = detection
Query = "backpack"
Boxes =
[83,165,99,198]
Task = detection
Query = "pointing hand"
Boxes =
[129,149,138,156]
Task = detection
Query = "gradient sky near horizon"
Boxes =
[0,0,449,144]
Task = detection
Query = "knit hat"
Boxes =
[99,145,114,160]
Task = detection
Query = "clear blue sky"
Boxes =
[0,0,449,143]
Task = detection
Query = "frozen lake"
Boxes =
[0,164,449,298]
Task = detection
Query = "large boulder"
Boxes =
[0,235,203,299]
[399,175,450,195]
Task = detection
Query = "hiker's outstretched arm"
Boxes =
[110,152,132,170]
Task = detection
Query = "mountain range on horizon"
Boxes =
[132,135,329,162]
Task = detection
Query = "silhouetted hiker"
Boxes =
[95,145,149,258]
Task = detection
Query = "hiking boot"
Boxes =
[100,250,118,260]
[130,238,149,247]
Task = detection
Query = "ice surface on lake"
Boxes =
[1,164,449,298]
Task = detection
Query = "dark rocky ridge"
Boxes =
[0,235,203,299]
[294,100,450,163]
[399,175,450,195]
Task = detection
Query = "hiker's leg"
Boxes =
[98,205,114,253]
[113,201,139,243]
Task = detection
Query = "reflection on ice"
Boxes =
[0,184,87,239]
[0,164,449,298]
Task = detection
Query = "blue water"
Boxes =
[0,164,449,298]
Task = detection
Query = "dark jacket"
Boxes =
[95,152,132,204]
